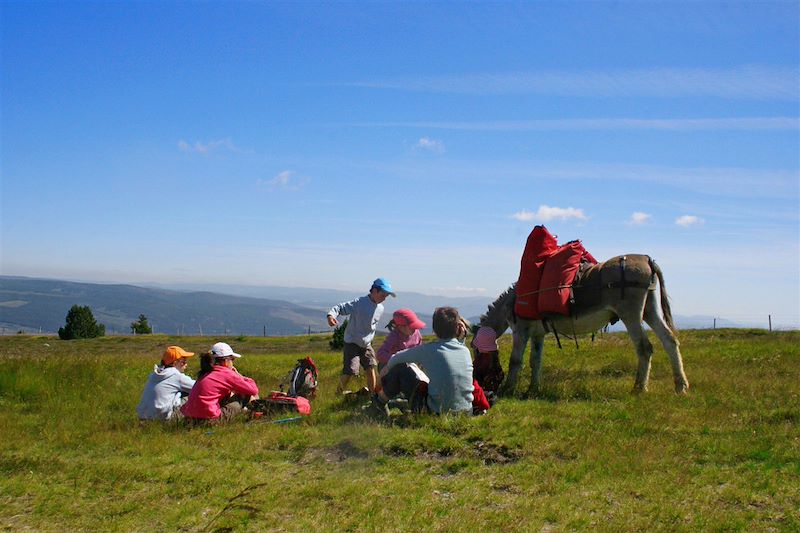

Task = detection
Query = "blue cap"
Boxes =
[371,277,396,297]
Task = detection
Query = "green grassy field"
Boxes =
[1,329,798,532]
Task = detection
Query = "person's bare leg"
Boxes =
[336,374,351,394]
[366,367,378,392]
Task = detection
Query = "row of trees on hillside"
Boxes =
[57,306,340,347]
[57,305,152,340]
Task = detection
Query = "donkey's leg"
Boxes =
[526,335,545,397]
[618,300,653,393]
[644,292,689,394]
[502,323,530,396]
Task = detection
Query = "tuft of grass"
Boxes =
[0,330,798,531]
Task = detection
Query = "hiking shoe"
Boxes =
[387,397,409,412]
[367,394,390,419]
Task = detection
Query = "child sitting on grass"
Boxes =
[180,342,259,423]
[372,307,474,417]
[136,345,196,421]
[471,326,505,395]
[376,308,426,370]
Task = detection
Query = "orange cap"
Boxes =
[162,345,195,365]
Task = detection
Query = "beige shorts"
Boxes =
[342,342,377,375]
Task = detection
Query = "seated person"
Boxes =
[373,307,473,416]
[137,345,196,421]
[376,308,426,371]
[471,326,505,395]
[180,342,259,422]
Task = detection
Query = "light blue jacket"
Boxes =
[136,365,196,420]
[386,338,474,414]
[328,295,384,347]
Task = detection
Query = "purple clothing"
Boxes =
[376,329,423,365]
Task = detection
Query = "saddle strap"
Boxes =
[605,255,651,298]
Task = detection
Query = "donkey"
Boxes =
[480,254,689,396]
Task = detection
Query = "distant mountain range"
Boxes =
[0,276,495,336]
[0,276,329,335]
[0,276,742,336]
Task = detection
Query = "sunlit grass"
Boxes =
[1,330,798,531]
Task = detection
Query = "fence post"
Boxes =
[769,315,772,332]
[713,318,716,330]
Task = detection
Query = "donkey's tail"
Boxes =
[651,258,677,333]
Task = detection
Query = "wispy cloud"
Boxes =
[374,158,797,200]
[629,212,652,225]
[675,215,705,227]
[177,138,244,154]
[431,285,487,295]
[512,205,588,223]
[257,170,308,190]
[345,66,799,100]
[356,117,798,132]
[414,137,445,154]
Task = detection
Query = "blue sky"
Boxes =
[2,1,798,328]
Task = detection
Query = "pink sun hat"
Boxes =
[393,308,425,330]
[472,326,498,353]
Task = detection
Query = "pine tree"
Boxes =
[58,305,106,340]
[329,319,348,350]
[130,314,153,335]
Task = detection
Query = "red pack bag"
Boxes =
[251,391,312,416]
[514,226,558,319]
[538,240,594,316]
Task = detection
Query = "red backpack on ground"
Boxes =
[282,356,318,399]
[250,391,312,416]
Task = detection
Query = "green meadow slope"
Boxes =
[1,329,798,532]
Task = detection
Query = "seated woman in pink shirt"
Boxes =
[180,342,259,422]
[376,309,426,370]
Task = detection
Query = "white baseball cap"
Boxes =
[211,342,241,358]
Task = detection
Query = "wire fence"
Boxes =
[2,315,799,336]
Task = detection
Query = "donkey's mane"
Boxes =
[480,283,516,333]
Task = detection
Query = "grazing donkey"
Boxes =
[481,255,689,396]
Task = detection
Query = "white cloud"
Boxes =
[512,205,588,222]
[177,138,244,154]
[675,215,705,227]
[272,170,293,187]
[415,137,445,154]
[258,170,308,190]
[629,211,652,225]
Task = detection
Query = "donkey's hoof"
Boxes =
[498,383,517,398]
[525,386,541,399]
[675,382,690,395]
